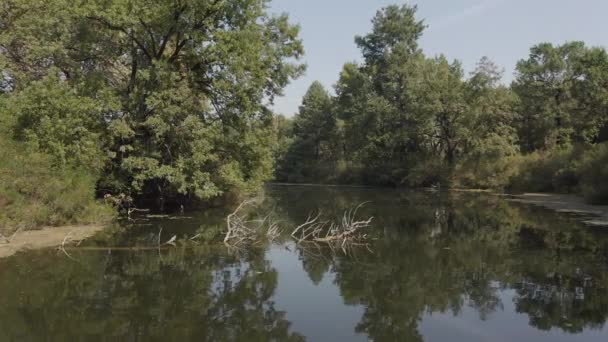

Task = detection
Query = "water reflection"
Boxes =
[0,185,607,341]
[267,186,608,341]
[0,247,304,341]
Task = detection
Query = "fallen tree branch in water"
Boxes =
[62,246,176,251]
[223,200,373,251]
[127,207,150,220]
[224,199,283,246]
[291,202,373,247]
[57,231,81,262]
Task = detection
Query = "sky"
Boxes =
[268,0,608,116]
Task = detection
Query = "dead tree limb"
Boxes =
[224,200,283,246]
[291,202,373,247]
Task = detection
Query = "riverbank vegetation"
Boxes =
[276,5,608,204]
[1,1,607,234]
[0,0,304,229]
[0,136,114,233]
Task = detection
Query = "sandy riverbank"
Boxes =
[506,193,608,227]
[0,224,106,259]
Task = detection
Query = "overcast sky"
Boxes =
[269,0,608,116]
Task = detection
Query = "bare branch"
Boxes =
[292,202,374,247]
[223,200,373,252]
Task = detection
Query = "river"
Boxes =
[1,185,607,341]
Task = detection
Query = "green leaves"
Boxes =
[4,73,107,172]
[0,0,304,207]
[514,42,608,150]
[277,81,342,182]
[355,4,425,67]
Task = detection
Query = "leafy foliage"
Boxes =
[276,4,608,203]
[3,73,110,172]
[1,0,304,212]
[578,143,608,204]
[0,136,114,233]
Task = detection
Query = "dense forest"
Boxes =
[0,1,607,231]
[276,5,608,204]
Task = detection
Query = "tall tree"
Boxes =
[569,46,608,143]
[0,0,305,207]
[513,42,608,151]
[293,81,335,160]
[465,57,518,154]
[335,4,429,185]
[413,56,469,166]
[278,81,339,181]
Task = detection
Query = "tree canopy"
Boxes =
[276,4,608,204]
[1,0,305,209]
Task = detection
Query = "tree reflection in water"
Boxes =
[0,186,607,341]
[0,247,304,341]
[270,186,608,341]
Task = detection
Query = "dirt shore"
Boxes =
[506,193,608,227]
[0,224,106,259]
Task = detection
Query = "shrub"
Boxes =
[507,145,584,193]
[3,74,109,172]
[455,155,520,190]
[577,143,608,204]
[454,133,521,190]
[406,156,449,187]
[0,137,115,234]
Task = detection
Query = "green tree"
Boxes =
[412,56,469,166]
[513,42,608,151]
[355,4,425,78]
[455,57,519,189]
[1,0,305,208]
[278,81,339,181]
[334,62,373,156]
[569,46,608,143]
[293,82,336,160]
[3,73,111,172]
[465,56,518,143]
[334,4,429,185]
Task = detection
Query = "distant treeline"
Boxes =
[275,5,608,204]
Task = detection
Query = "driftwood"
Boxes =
[54,201,373,261]
[224,200,283,246]
[224,200,373,251]
[127,207,150,219]
[291,202,373,248]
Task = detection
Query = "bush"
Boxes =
[455,155,520,190]
[406,156,449,187]
[454,133,521,190]
[507,145,584,193]
[3,74,109,172]
[577,143,608,204]
[0,137,115,233]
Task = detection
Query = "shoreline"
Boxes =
[1,189,606,260]
[0,224,107,259]
[269,182,608,227]
[505,193,608,227]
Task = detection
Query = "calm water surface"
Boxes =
[1,185,608,341]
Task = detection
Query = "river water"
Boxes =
[1,185,607,341]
